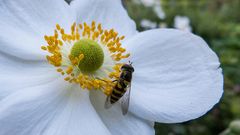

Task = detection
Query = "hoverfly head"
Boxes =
[121,61,134,72]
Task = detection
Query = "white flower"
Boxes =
[0,0,223,135]
[174,16,192,32]
[135,0,166,20]
[140,0,157,7]
[158,22,167,28]
[153,5,166,19]
[153,0,165,20]
[141,19,157,29]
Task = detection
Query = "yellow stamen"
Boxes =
[64,77,70,81]
[42,21,130,96]
[56,24,61,30]
[57,68,63,72]
[41,46,47,51]
[66,66,73,74]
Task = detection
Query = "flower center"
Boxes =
[70,39,104,73]
[41,21,130,96]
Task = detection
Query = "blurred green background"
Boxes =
[124,0,240,135]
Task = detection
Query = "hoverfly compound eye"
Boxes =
[121,64,128,70]
[131,66,135,72]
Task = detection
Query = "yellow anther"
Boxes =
[62,35,67,41]
[60,29,65,35]
[109,29,114,34]
[92,21,96,27]
[105,37,109,42]
[122,53,130,58]
[64,77,71,81]
[107,42,114,47]
[97,24,102,30]
[56,24,61,30]
[104,30,108,36]
[101,35,105,42]
[54,30,58,38]
[116,42,121,47]
[115,57,121,61]
[109,47,116,52]
[94,31,99,38]
[83,22,87,27]
[57,68,63,72]
[72,35,76,41]
[54,39,58,45]
[59,40,63,46]
[76,33,80,40]
[41,46,47,51]
[112,32,118,39]
[120,36,125,40]
[91,21,96,30]
[66,66,73,74]
[44,35,48,41]
[119,48,126,53]
[79,24,83,29]
[115,38,120,43]
[71,22,76,34]
[72,22,76,29]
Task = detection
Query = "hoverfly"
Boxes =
[105,61,134,115]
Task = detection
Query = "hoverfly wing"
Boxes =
[104,96,113,109]
[121,83,131,115]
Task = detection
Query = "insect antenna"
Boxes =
[128,61,133,65]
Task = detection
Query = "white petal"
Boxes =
[0,79,111,135]
[0,53,58,100]
[123,29,223,123]
[89,91,155,135]
[0,0,75,60]
[70,0,137,39]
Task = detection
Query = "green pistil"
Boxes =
[71,39,104,73]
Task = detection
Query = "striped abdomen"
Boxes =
[110,79,129,104]
[110,70,132,104]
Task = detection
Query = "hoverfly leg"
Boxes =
[104,96,113,109]
[96,77,117,83]
[112,80,118,83]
